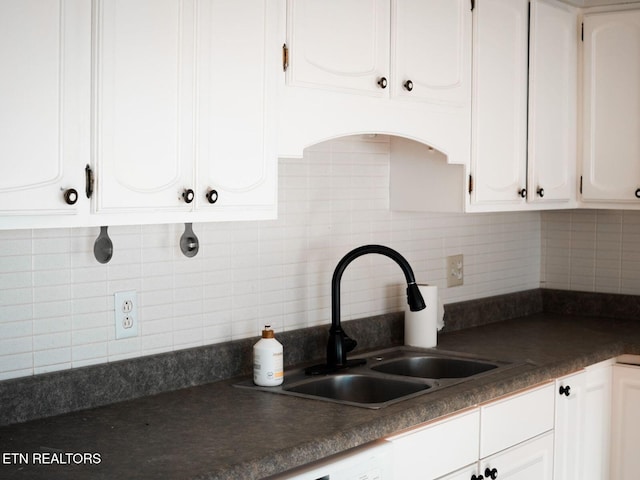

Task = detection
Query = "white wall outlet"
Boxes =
[115,290,138,339]
[447,254,464,287]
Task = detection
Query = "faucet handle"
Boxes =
[344,334,357,353]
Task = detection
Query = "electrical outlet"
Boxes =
[115,291,138,339]
[447,254,464,287]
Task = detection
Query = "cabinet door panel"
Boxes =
[583,362,612,480]
[554,371,586,480]
[611,364,640,479]
[286,0,389,95]
[582,10,640,202]
[481,432,554,480]
[196,0,276,209]
[471,0,529,205]
[94,0,195,212]
[528,0,577,204]
[391,0,471,106]
[0,0,89,216]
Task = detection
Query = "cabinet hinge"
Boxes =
[85,164,94,199]
[470,0,475,11]
[282,43,289,72]
[580,175,583,195]
[468,174,474,194]
[581,23,584,42]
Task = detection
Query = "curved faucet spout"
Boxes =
[326,244,426,369]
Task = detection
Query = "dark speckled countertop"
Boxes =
[1,290,640,479]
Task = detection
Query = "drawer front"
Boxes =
[480,382,555,458]
[388,408,480,479]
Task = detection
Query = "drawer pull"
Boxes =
[559,385,571,396]
[485,467,498,479]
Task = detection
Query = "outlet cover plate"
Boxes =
[115,290,138,339]
[447,254,464,287]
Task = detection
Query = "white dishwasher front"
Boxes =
[267,440,393,480]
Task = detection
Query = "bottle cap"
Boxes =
[262,325,275,338]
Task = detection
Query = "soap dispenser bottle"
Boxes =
[253,325,283,386]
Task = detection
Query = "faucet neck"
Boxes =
[331,245,419,331]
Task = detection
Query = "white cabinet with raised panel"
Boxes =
[471,0,577,211]
[581,9,640,207]
[279,0,472,166]
[528,0,577,205]
[611,360,640,479]
[553,371,586,480]
[93,0,277,223]
[0,0,91,228]
[583,360,613,480]
[470,0,529,208]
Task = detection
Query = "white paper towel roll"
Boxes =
[405,284,440,348]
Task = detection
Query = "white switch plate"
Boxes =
[447,254,464,287]
[115,290,138,339]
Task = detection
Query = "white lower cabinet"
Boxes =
[553,371,586,480]
[583,360,613,480]
[611,359,640,480]
[388,382,555,480]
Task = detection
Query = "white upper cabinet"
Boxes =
[471,0,529,208]
[0,0,90,227]
[195,0,277,215]
[470,0,577,211]
[93,0,277,223]
[93,0,196,214]
[278,0,472,166]
[391,0,470,107]
[286,0,390,96]
[528,0,578,205]
[581,9,640,205]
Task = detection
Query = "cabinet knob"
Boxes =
[518,188,527,198]
[471,475,484,480]
[537,187,545,198]
[559,385,571,396]
[182,189,195,204]
[484,467,498,479]
[206,189,219,204]
[404,79,414,92]
[377,77,388,89]
[635,188,640,199]
[63,188,78,205]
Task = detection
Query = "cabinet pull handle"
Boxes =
[559,385,571,396]
[404,79,414,91]
[635,188,640,199]
[537,187,545,198]
[484,467,498,479]
[377,77,388,89]
[63,188,78,205]
[206,189,219,204]
[518,188,527,198]
[182,189,195,204]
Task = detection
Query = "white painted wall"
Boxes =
[0,136,541,380]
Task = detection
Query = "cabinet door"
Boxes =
[553,371,586,480]
[611,363,640,480]
[388,409,480,480]
[0,0,89,219]
[196,0,277,212]
[527,0,577,204]
[391,0,471,106]
[286,0,390,96]
[480,432,554,480]
[93,0,196,213]
[582,10,640,203]
[471,0,529,206]
[583,361,612,480]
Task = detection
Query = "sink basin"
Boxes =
[370,356,498,379]
[284,374,430,405]
[234,346,520,409]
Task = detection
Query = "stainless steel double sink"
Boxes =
[235,346,521,409]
